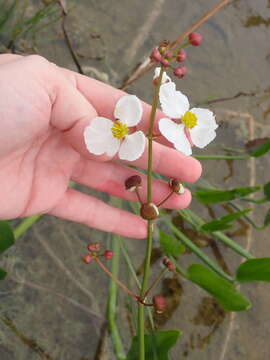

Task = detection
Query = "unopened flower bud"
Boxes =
[169,179,185,194]
[150,48,162,62]
[125,175,142,192]
[176,49,187,62]
[82,254,93,264]
[173,66,187,78]
[189,32,203,46]
[87,243,101,252]
[158,40,170,54]
[140,203,159,220]
[160,57,170,67]
[163,50,173,60]
[104,250,114,260]
[162,257,176,272]
[153,295,167,314]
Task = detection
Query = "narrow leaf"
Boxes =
[201,209,251,232]
[0,221,15,253]
[264,209,270,227]
[126,330,181,360]
[237,258,270,282]
[187,264,251,311]
[195,186,261,204]
[264,181,270,200]
[159,231,185,256]
[0,268,7,280]
[250,138,270,157]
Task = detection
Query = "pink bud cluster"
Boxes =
[150,32,203,79]
[82,242,114,264]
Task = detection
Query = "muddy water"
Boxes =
[0,0,270,359]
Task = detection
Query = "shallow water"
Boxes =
[1,0,270,359]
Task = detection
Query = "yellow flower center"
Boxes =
[111,121,129,140]
[181,111,198,129]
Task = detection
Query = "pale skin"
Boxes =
[0,54,202,238]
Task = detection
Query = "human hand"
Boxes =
[0,54,201,238]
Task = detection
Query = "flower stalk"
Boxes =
[137,66,164,360]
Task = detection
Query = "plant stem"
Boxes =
[157,190,174,207]
[107,236,126,360]
[193,154,249,160]
[138,67,164,360]
[13,214,42,240]
[144,268,167,299]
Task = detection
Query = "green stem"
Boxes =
[107,236,126,360]
[138,67,164,360]
[179,209,254,258]
[13,215,42,240]
[228,202,265,230]
[193,154,249,160]
[240,197,267,204]
[163,216,233,282]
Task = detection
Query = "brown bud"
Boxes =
[169,179,185,194]
[140,203,159,220]
[125,175,142,192]
[153,295,167,314]
[162,257,176,272]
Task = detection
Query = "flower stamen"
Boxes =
[181,111,198,129]
[111,120,129,139]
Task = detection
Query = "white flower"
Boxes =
[84,95,146,161]
[154,67,171,84]
[158,82,218,155]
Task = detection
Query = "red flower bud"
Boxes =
[173,66,187,78]
[140,203,159,220]
[169,179,185,194]
[150,48,162,62]
[153,295,167,314]
[176,49,187,62]
[87,243,101,252]
[162,257,176,272]
[125,175,142,192]
[189,32,203,46]
[82,254,93,264]
[104,250,114,260]
[160,57,170,67]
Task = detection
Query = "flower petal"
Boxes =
[118,131,146,161]
[159,118,179,143]
[84,117,120,156]
[154,67,171,84]
[159,82,190,118]
[190,127,217,148]
[159,118,192,155]
[114,95,143,127]
[190,108,218,130]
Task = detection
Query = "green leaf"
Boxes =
[250,139,270,157]
[236,258,270,282]
[159,230,185,256]
[195,186,261,204]
[264,182,270,200]
[126,330,181,360]
[0,221,15,253]
[187,264,251,311]
[264,209,270,227]
[201,209,251,232]
[0,268,7,280]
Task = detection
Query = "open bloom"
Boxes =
[158,82,218,155]
[84,95,145,161]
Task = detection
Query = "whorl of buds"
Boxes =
[176,49,187,62]
[169,179,185,194]
[87,243,101,252]
[189,32,203,46]
[162,257,176,272]
[125,175,142,192]
[153,295,167,314]
[140,203,159,220]
[173,66,187,78]
[104,250,114,260]
[82,254,93,264]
